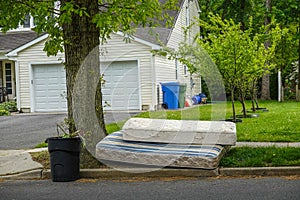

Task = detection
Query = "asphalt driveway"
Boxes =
[0,111,140,150]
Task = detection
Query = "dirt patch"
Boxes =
[30,149,108,169]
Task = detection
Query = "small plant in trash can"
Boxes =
[56,118,81,138]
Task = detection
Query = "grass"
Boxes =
[31,146,300,168]
[35,100,299,146]
[32,100,300,168]
[236,101,300,142]
[135,100,300,142]
[220,147,300,167]
[106,121,126,134]
[31,151,50,169]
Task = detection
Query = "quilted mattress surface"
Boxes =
[96,131,226,169]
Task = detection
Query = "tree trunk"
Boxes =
[240,93,247,117]
[239,0,246,31]
[231,89,236,121]
[298,20,300,101]
[261,73,271,100]
[250,80,256,111]
[261,0,272,100]
[61,0,107,149]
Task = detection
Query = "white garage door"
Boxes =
[101,61,140,110]
[32,64,67,112]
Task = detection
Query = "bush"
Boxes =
[0,101,17,112]
[0,109,9,116]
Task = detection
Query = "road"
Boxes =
[1,177,300,200]
[0,111,140,150]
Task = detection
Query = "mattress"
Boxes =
[96,131,227,169]
[122,118,236,145]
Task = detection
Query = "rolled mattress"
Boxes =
[96,131,227,169]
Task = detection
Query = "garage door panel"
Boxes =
[126,83,138,88]
[101,60,140,110]
[33,61,139,112]
[33,64,67,112]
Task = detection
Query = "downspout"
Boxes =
[14,61,20,110]
[9,58,21,111]
[151,54,157,111]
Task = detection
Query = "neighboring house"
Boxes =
[0,0,201,112]
[0,14,37,102]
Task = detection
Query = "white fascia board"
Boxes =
[5,34,49,57]
[116,31,161,50]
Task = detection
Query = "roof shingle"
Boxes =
[0,31,42,53]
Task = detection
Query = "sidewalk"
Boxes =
[0,148,46,178]
[1,143,300,180]
[235,142,300,148]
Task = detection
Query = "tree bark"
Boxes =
[231,88,236,121]
[239,93,247,117]
[239,0,246,31]
[61,0,106,136]
[261,0,272,100]
[298,20,300,101]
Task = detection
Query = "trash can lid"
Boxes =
[160,82,180,86]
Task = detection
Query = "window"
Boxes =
[23,14,31,28]
[183,65,188,76]
[5,63,12,94]
[17,14,35,29]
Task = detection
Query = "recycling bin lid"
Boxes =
[160,82,180,86]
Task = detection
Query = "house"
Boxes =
[0,0,201,112]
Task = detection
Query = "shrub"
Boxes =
[0,109,9,116]
[0,101,17,112]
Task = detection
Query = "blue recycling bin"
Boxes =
[161,82,180,109]
[192,93,207,105]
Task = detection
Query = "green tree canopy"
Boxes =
[0,0,178,155]
[180,14,277,119]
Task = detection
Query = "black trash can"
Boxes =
[46,137,81,182]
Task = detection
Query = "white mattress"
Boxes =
[122,118,236,145]
[96,131,227,169]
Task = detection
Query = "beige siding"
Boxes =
[155,56,176,107]
[167,0,199,50]
[15,39,64,110]
[189,0,201,40]
[185,0,201,97]
[159,0,201,104]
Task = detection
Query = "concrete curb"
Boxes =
[54,168,218,179]
[219,166,300,177]
[235,142,300,148]
[0,169,42,180]
[2,167,300,181]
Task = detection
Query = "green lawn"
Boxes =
[236,101,300,142]
[135,100,300,142]
[220,146,300,167]
[35,100,300,168]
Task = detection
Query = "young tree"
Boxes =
[195,15,275,119]
[0,0,177,154]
